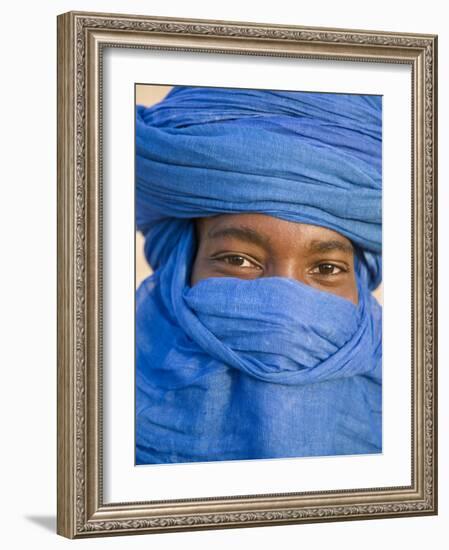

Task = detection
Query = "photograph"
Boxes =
[56,10,437,538]
[3,0,446,547]
[135,85,383,465]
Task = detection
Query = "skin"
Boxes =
[191,213,358,304]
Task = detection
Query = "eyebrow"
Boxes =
[307,239,354,254]
[206,225,271,249]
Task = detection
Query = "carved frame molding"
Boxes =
[57,11,437,538]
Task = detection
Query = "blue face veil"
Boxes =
[135,86,382,464]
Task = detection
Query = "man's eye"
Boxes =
[217,255,261,269]
[311,263,343,276]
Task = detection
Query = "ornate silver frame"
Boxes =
[57,11,438,538]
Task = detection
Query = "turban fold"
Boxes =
[136,86,382,287]
[135,86,382,464]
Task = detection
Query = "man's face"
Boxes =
[191,213,358,304]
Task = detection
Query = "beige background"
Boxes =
[136,84,383,303]
[136,85,172,286]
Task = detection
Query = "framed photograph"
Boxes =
[57,11,438,538]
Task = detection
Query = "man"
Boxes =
[135,86,382,465]
[191,213,358,303]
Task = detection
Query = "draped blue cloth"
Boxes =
[135,87,382,464]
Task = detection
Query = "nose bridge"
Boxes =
[269,257,304,282]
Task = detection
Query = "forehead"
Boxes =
[196,213,354,253]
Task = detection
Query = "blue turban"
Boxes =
[135,86,382,464]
